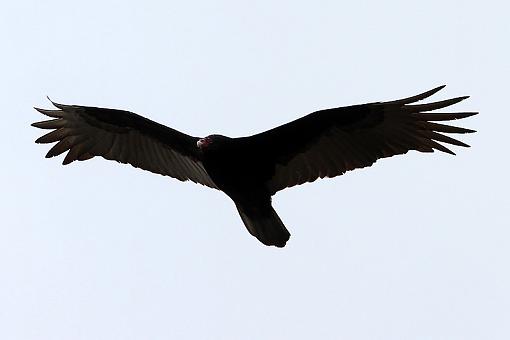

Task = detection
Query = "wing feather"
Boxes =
[243,86,477,194]
[33,100,217,189]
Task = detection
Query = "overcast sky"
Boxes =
[1,0,508,339]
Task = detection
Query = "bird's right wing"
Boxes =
[32,100,217,189]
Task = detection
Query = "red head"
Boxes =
[197,136,214,150]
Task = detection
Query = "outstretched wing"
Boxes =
[32,100,217,189]
[242,86,477,194]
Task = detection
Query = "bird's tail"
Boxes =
[236,203,290,247]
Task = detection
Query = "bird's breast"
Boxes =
[202,149,271,199]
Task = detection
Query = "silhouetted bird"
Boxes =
[33,86,477,247]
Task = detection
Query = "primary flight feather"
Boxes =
[32,86,477,247]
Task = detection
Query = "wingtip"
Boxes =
[46,96,56,106]
[451,95,471,104]
[433,87,473,103]
[35,136,47,144]
[427,84,447,97]
[46,95,59,104]
[34,106,45,114]
[389,85,448,105]
[451,96,470,105]
[46,96,68,110]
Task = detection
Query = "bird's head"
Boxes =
[197,136,213,149]
[197,134,230,151]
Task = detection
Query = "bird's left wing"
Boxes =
[32,100,217,189]
[240,86,477,194]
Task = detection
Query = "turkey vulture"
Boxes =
[32,86,477,247]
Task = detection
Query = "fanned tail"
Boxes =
[236,203,290,247]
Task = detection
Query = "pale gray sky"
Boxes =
[1,0,508,339]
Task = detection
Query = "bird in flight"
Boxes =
[33,86,477,247]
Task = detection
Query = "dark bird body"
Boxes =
[32,86,477,247]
